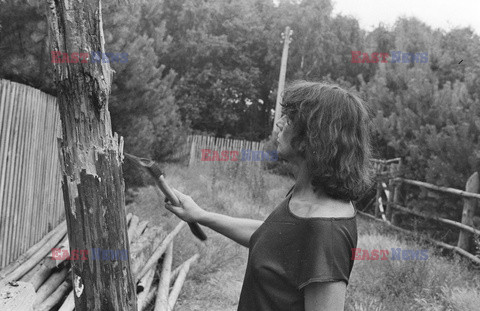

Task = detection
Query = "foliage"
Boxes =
[103,0,187,162]
[361,18,480,186]
[1,0,479,191]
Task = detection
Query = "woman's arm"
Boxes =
[164,188,263,247]
[304,281,347,311]
[197,211,263,247]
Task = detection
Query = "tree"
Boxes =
[103,0,186,163]
[46,0,137,310]
[0,1,55,94]
[158,0,277,140]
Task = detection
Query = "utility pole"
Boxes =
[273,26,293,134]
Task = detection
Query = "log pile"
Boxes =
[0,214,200,311]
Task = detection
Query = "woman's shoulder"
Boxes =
[288,197,355,219]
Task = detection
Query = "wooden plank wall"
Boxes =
[0,79,65,269]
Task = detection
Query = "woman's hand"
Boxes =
[164,188,208,223]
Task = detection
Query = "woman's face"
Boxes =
[275,115,297,160]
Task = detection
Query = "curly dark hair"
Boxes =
[280,80,374,202]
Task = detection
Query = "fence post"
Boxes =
[386,179,394,222]
[391,180,402,226]
[386,159,401,222]
[457,172,479,252]
[189,138,196,167]
[375,181,381,218]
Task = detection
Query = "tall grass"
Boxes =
[127,162,480,311]
[347,222,480,311]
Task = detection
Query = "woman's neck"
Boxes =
[291,159,327,201]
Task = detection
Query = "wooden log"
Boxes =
[395,177,480,200]
[46,0,137,308]
[134,221,149,242]
[131,227,162,253]
[131,228,165,278]
[24,258,61,291]
[0,280,35,311]
[142,284,158,311]
[22,237,69,290]
[154,241,173,311]
[33,266,69,305]
[58,290,75,311]
[0,224,67,284]
[168,254,197,288]
[0,220,66,280]
[168,254,199,311]
[137,268,156,311]
[389,203,480,235]
[169,265,182,287]
[19,259,43,283]
[131,239,160,277]
[136,222,186,282]
[34,279,72,311]
[127,213,133,226]
[458,172,479,252]
[128,215,140,241]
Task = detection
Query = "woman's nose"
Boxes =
[276,121,283,130]
[276,116,286,130]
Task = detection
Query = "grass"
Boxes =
[126,160,480,311]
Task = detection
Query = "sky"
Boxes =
[331,0,480,36]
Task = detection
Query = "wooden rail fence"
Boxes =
[0,79,65,270]
[364,158,480,264]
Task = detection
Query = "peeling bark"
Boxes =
[46,0,136,310]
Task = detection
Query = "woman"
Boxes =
[165,81,373,311]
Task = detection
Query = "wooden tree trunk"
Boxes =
[45,1,136,310]
[457,172,479,252]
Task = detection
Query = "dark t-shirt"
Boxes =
[237,186,358,311]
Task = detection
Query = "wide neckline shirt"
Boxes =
[237,186,358,311]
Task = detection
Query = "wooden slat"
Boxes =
[20,87,39,258]
[4,81,22,265]
[0,80,65,269]
[388,202,480,235]
[0,81,16,268]
[10,83,28,261]
[357,210,480,265]
[15,87,30,259]
[396,178,480,200]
